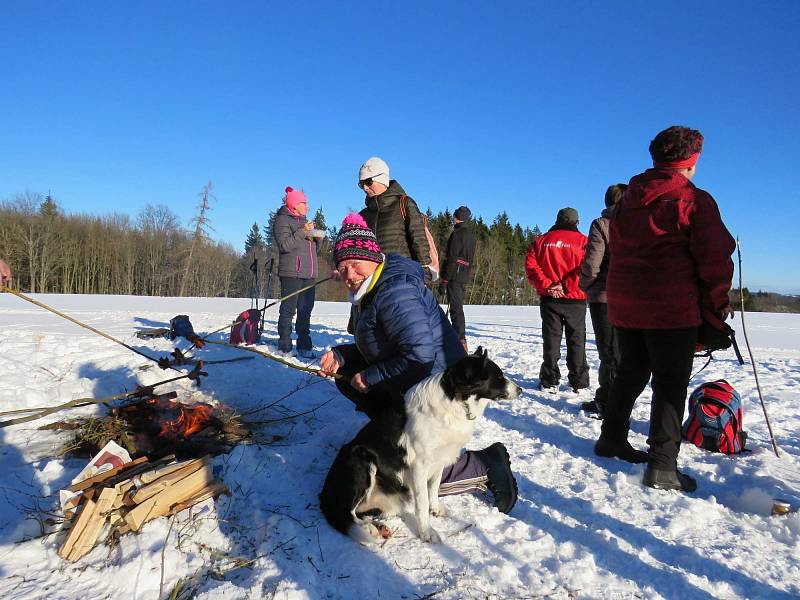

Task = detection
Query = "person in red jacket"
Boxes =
[525,207,589,393]
[594,125,735,493]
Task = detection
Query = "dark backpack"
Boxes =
[230,309,261,345]
[169,315,197,341]
[682,380,747,454]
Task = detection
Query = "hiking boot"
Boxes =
[473,442,518,514]
[594,436,648,463]
[581,400,605,418]
[642,467,697,493]
[275,347,294,358]
[539,382,558,394]
[297,348,316,359]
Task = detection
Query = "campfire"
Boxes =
[44,391,249,460]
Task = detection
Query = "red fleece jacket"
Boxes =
[607,169,735,329]
[525,226,588,301]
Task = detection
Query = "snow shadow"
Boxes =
[514,474,798,598]
[132,316,169,329]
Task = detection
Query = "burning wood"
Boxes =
[58,451,229,562]
[45,392,249,459]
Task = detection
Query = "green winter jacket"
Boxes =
[359,180,431,267]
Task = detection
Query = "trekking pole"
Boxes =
[736,238,780,458]
[259,257,275,336]
[249,256,259,310]
[0,287,182,372]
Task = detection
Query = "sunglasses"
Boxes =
[358,177,373,189]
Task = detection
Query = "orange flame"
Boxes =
[159,402,215,439]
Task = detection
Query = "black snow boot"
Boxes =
[642,467,697,493]
[594,436,649,464]
[473,443,518,514]
[581,399,605,418]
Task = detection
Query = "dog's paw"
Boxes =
[419,526,443,544]
[429,503,447,517]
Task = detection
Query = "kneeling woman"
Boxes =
[318,213,517,513]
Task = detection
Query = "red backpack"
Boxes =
[229,309,261,345]
[682,380,747,454]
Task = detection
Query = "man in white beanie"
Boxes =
[357,156,436,284]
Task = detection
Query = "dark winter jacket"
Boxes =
[441,221,476,285]
[607,169,735,329]
[341,253,465,393]
[360,180,431,267]
[273,205,319,279]
[579,207,613,303]
[525,224,588,302]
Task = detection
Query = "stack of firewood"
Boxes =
[58,454,228,562]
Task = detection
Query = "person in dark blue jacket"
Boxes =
[317,213,518,513]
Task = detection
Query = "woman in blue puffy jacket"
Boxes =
[317,213,518,513]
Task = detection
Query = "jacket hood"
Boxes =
[364,180,407,211]
[601,206,615,219]
[625,168,694,208]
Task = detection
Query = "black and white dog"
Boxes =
[319,348,520,544]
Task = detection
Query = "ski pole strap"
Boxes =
[1,287,178,372]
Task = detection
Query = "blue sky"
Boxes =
[1,1,798,292]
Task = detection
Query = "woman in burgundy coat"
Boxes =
[594,126,735,493]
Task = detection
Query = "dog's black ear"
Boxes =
[481,347,488,367]
[473,345,484,357]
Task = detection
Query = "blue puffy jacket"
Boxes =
[347,253,465,392]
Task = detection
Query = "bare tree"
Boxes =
[179,181,214,297]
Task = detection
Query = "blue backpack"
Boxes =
[169,315,197,341]
[682,380,747,454]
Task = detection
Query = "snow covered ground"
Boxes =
[0,294,798,599]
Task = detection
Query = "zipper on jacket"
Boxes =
[308,240,315,278]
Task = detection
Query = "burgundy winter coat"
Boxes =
[607,169,735,329]
[525,224,588,301]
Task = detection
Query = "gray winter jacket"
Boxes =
[578,207,613,303]
[273,205,320,279]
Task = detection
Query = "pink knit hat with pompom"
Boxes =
[333,213,383,266]
[284,186,307,214]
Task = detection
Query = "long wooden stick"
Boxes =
[1,287,177,370]
[202,339,342,379]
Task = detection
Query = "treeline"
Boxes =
[2,191,795,312]
[0,192,244,297]
[244,206,543,305]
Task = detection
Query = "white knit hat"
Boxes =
[359,156,390,187]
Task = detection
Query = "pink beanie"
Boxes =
[284,186,308,214]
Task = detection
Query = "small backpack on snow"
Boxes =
[169,315,197,341]
[682,379,747,454]
[229,309,261,345]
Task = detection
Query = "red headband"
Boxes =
[654,152,701,170]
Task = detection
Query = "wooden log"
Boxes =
[133,459,190,486]
[128,458,206,504]
[67,487,118,561]
[167,482,229,515]
[67,456,148,492]
[123,465,212,532]
[58,489,96,559]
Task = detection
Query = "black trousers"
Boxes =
[539,299,589,390]
[446,280,467,341]
[277,277,315,352]
[589,302,620,405]
[600,327,697,469]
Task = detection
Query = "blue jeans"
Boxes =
[277,277,315,352]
